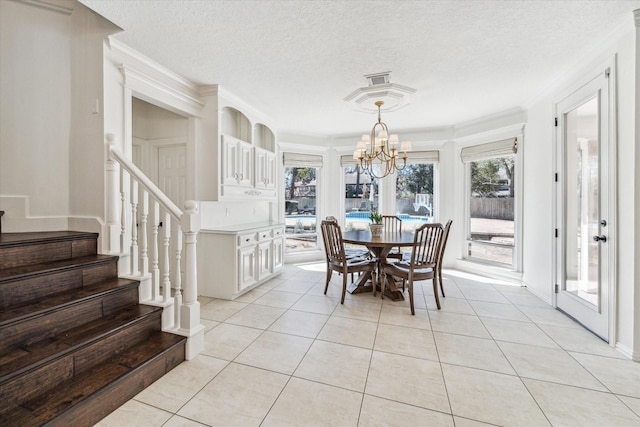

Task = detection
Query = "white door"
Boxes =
[158,144,186,209]
[555,68,613,341]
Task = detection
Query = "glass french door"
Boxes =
[555,69,611,341]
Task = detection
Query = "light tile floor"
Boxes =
[97,263,640,427]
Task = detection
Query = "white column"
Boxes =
[180,200,203,359]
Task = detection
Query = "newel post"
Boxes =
[180,200,204,359]
[105,134,121,254]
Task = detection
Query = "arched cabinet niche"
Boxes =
[219,107,277,200]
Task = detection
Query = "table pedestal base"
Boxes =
[346,272,405,301]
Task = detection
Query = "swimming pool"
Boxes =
[345,212,432,224]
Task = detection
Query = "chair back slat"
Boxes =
[382,215,402,233]
[411,223,444,267]
[321,220,346,263]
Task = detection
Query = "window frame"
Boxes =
[461,135,524,273]
[283,153,323,254]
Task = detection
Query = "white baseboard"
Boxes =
[1,195,103,234]
[614,342,638,361]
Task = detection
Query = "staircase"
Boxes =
[0,231,186,426]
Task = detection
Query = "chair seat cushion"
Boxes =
[383,261,434,278]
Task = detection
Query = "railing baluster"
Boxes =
[120,168,127,253]
[140,190,149,277]
[130,180,139,275]
[152,201,160,301]
[174,227,183,330]
[162,210,171,303]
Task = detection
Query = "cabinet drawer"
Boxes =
[238,232,258,247]
[257,229,272,241]
[271,227,284,239]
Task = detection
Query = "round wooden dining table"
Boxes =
[342,230,416,301]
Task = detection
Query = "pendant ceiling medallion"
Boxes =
[344,72,417,113]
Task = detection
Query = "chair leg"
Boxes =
[408,280,415,315]
[324,269,332,295]
[432,276,441,310]
[341,271,348,304]
[372,270,377,297]
[380,272,385,300]
[438,265,445,297]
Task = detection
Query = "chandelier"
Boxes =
[353,101,411,179]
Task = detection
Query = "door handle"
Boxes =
[593,235,607,242]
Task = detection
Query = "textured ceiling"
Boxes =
[78,0,639,137]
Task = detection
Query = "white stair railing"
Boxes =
[105,134,203,359]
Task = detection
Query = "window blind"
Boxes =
[340,155,356,167]
[406,150,440,164]
[283,152,323,167]
[460,138,517,163]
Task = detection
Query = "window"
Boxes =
[283,153,322,253]
[342,155,378,231]
[395,151,439,231]
[462,138,518,267]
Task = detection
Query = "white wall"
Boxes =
[133,98,189,140]
[0,0,71,224]
[523,24,637,356]
[0,0,117,234]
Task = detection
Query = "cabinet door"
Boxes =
[264,151,276,189]
[238,142,253,187]
[221,136,240,185]
[257,241,272,280]
[254,148,267,189]
[272,237,284,272]
[238,246,257,290]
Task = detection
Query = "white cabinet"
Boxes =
[255,147,276,191]
[221,135,253,188]
[220,135,276,200]
[198,224,285,299]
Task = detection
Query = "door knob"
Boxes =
[593,235,607,242]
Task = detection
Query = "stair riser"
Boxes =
[0,238,97,270]
[0,287,139,354]
[0,357,74,414]
[72,311,161,376]
[45,343,185,427]
[0,260,118,311]
[0,311,161,412]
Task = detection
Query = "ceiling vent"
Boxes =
[344,72,416,113]
[365,72,391,86]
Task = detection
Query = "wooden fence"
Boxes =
[470,197,514,220]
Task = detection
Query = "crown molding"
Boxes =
[118,64,204,117]
[110,39,199,94]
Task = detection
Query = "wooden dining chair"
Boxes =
[436,220,453,297]
[326,216,370,260]
[381,215,403,260]
[381,222,444,314]
[321,220,378,303]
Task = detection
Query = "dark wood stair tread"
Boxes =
[0,231,98,248]
[0,332,186,427]
[0,304,162,382]
[0,277,139,325]
[0,254,117,282]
